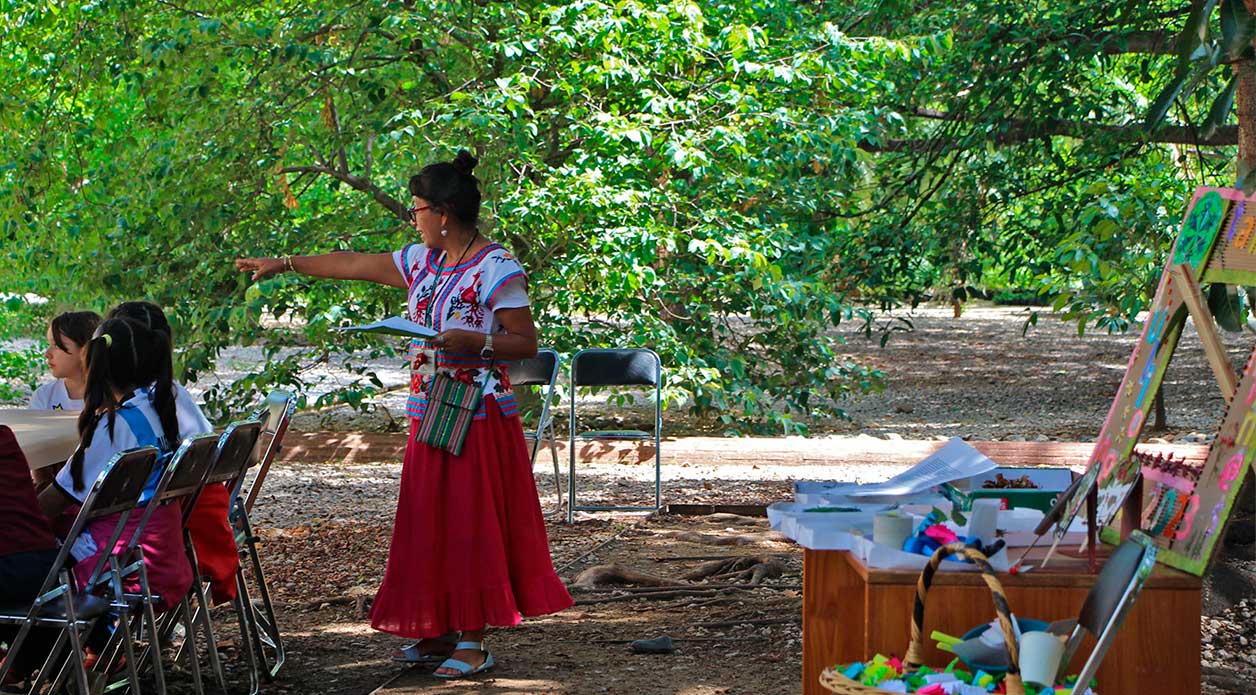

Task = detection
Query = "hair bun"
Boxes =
[451,149,478,175]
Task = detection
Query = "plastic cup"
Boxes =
[1017,630,1066,688]
[873,511,914,550]
[967,498,1001,547]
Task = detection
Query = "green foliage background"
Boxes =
[0,0,1242,431]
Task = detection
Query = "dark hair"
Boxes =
[105,302,179,468]
[50,311,102,354]
[408,149,482,226]
[69,317,180,492]
[108,301,172,339]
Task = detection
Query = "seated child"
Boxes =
[29,311,101,412]
[107,301,236,604]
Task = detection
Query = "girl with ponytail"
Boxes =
[106,301,212,439]
[105,301,235,603]
[36,318,193,611]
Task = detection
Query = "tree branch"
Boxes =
[279,165,407,220]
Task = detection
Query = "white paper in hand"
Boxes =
[335,316,437,339]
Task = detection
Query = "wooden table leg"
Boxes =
[802,550,865,695]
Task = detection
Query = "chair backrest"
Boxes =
[1077,534,1155,635]
[206,420,263,489]
[156,434,222,503]
[65,446,162,592]
[572,348,660,387]
[243,390,296,513]
[83,447,164,521]
[1061,532,1158,688]
[508,348,560,387]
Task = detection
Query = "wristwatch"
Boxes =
[480,333,494,360]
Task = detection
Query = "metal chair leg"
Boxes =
[136,568,166,695]
[232,574,261,695]
[548,420,562,508]
[238,507,283,679]
[178,596,205,695]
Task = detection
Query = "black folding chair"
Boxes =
[506,349,562,509]
[567,348,663,523]
[173,421,263,695]
[93,434,221,695]
[1053,531,1160,688]
[0,446,159,695]
[231,391,296,682]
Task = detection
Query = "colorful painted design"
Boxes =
[1054,187,1237,569]
[1172,190,1224,268]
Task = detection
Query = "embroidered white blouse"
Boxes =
[391,242,529,420]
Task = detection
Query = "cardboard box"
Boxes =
[942,467,1077,513]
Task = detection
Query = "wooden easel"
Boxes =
[1035,187,1256,575]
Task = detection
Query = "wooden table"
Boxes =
[802,545,1201,695]
[0,408,80,469]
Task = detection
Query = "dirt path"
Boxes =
[191,304,1253,695]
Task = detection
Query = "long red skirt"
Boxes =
[369,396,573,639]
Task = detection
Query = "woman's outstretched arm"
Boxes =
[236,252,406,288]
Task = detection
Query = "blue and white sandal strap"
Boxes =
[433,643,495,679]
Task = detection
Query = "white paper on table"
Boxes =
[840,437,997,498]
[333,316,437,339]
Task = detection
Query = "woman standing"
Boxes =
[236,150,572,678]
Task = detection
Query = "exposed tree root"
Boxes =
[683,555,786,585]
[705,513,765,526]
[569,563,684,591]
[648,530,788,546]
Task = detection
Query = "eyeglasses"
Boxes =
[406,204,434,222]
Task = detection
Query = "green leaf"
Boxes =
[1145,70,1190,129]
[1177,0,1221,75]
[1202,73,1237,138]
[1219,0,1256,58]
[1207,282,1245,332]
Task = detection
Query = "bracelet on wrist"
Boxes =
[283,256,295,273]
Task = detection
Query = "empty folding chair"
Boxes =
[243,390,296,515]
[505,348,563,508]
[0,446,160,695]
[568,348,662,523]
[175,421,263,695]
[1052,531,1160,689]
[230,391,297,681]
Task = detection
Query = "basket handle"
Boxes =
[903,541,1025,695]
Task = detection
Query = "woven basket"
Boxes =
[819,542,1025,695]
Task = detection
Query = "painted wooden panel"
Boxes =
[1053,187,1256,574]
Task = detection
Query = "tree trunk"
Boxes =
[1239,2,1256,178]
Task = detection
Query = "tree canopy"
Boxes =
[0,0,1246,431]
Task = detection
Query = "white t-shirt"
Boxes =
[53,384,213,501]
[29,379,84,412]
[173,383,213,438]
